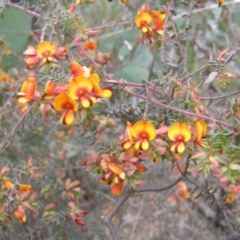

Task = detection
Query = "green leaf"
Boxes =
[0,8,32,70]
[114,62,149,83]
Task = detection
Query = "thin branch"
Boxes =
[134,175,185,193]
[4,2,49,20]
[186,176,240,225]
[143,51,158,117]
[161,1,171,73]
[0,103,37,153]
[104,189,132,240]
[104,176,185,240]
[180,63,209,83]
[115,84,236,130]
[168,3,184,56]
[199,91,240,100]
[16,218,57,240]
[89,20,132,31]
[78,44,99,68]
[182,0,195,77]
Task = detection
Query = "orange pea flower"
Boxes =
[24,42,67,68]
[84,40,97,51]
[69,76,95,108]
[17,77,39,104]
[70,61,91,77]
[121,122,135,150]
[195,120,208,147]
[53,92,78,125]
[14,206,27,224]
[36,41,55,64]
[111,182,123,196]
[130,120,156,151]
[120,0,129,5]
[23,45,40,69]
[226,193,235,204]
[151,10,166,35]
[88,73,112,98]
[218,0,224,7]
[175,182,191,199]
[43,81,69,101]
[135,5,166,36]
[135,12,152,33]
[168,122,191,153]
[53,45,68,60]
[18,184,32,193]
[121,120,156,151]
[2,180,14,189]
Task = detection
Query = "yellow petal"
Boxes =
[53,92,78,111]
[176,142,186,154]
[60,109,75,125]
[70,61,84,76]
[195,121,203,141]
[197,120,207,137]
[108,162,125,180]
[81,97,91,108]
[36,41,54,58]
[141,139,149,151]
[45,81,56,95]
[127,122,133,142]
[122,139,134,150]
[69,77,93,99]
[131,120,156,140]
[135,12,152,27]
[112,183,122,196]
[99,88,112,98]
[168,122,191,142]
[89,74,102,93]
[18,184,32,193]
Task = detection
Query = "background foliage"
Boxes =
[1,0,240,239]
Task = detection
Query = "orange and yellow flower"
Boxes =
[70,61,91,77]
[131,120,156,150]
[53,45,68,60]
[23,45,40,69]
[218,0,224,7]
[17,77,40,104]
[122,120,156,151]
[43,81,69,101]
[226,193,235,204]
[36,41,55,64]
[151,10,166,35]
[195,120,208,147]
[2,180,14,189]
[69,76,94,108]
[14,206,27,224]
[168,122,191,153]
[53,92,78,125]
[84,40,97,51]
[135,12,152,33]
[135,5,166,35]
[99,155,126,196]
[24,41,68,68]
[18,184,32,193]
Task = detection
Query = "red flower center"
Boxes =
[42,50,52,58]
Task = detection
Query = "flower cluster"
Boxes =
[18,41,112,126]
[135,4,166,43]
[1,166,34,225]
[167,182,191,203]
[225,184,240,204]
[24,41,68,69]
[168,120,208,154]
[82,119,209,195]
